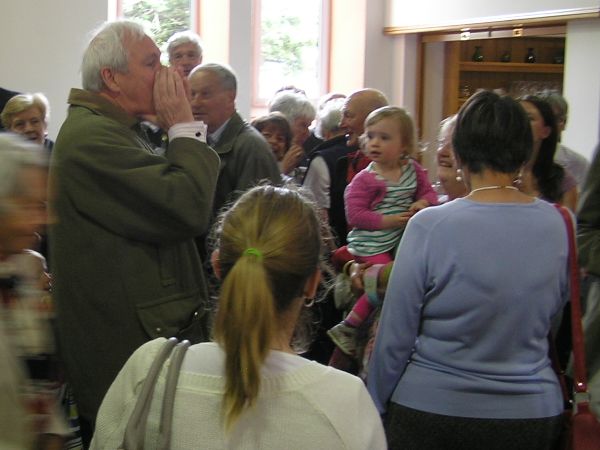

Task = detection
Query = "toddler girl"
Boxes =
[328,106,438,356]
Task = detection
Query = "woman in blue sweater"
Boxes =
[367,90,568,450]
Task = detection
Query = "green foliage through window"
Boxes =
[262,16,318,75]
[122,0,191,54]
[257,0,323,100]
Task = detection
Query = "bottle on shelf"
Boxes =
[459,84,471,99]
[500,51,511,63]
[525,48,536,63]
[471,46,484,62]
[553,49,564,64]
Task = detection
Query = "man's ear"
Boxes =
[226,89,236,104]
[211,249,221,280]
[100,67,120,93]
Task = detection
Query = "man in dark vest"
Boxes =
[303,88,388,248]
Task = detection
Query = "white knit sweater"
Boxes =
[91,338,386,449]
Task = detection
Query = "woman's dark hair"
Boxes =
[251,111,293,150]
[453,90,532,174]
[520,95,564,202]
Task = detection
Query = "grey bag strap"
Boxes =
[120,337,190,450]
[157,339,190,450]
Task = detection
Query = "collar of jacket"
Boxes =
[67,88,140,129]
[211,111,246,156]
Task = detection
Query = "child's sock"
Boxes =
[343,294,373,328]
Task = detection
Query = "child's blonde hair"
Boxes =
[212,185,322,430]
[363,106,417,158]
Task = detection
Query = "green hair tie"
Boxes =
[243,247,263,261]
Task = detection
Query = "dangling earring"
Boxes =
[455,168,463,182]
[304,297,315,308]
[513,168,523,187]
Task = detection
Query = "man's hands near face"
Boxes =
[149,67,194,130]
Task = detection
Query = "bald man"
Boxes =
[304,88,388,247]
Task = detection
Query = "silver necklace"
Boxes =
[469,185,519,195]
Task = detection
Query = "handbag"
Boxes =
[555,204,600,450]
[119,337,190,450]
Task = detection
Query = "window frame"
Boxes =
[250,0,332,112]
[115,0,196,45]
[113,0,332,118]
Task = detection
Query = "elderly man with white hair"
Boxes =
[49,19,220,445]
[166,30,203,77]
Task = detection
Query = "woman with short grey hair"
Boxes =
[1,93,52,149]
[269,91,316,146]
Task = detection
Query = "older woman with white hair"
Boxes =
[268,91,317,182]
[166,30,203,77]
[303,97,348,218]
[269,90,316,146]
[1,93,53,150]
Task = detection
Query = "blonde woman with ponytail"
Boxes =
[91,185,386,450]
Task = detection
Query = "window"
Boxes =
[253,0,330,106]
[115,0,331,114]
[119,0,193,61]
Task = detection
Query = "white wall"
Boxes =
[388,34,418,115]
[0,0,108,140]
[329,0,367,94]
[419,42,446,177]
[363,0,394,100]
[562,18,600,159]
[228,0,253,117]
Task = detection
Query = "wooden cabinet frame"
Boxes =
[419,24,566,131]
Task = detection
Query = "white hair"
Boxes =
[0,133,48,207]
[438,114,457,141]
[190,63,237,94]
[81,19,149,92]
[315,98,345,140]
[268,91,316,123]
[166,30,203,58]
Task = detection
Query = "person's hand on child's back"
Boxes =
[409,199,430,213]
